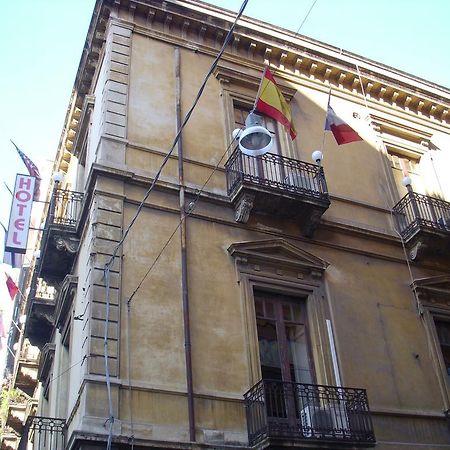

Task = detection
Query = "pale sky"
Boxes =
[0,0,449,256]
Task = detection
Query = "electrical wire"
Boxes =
[103,0,249,274]
[126,302,135,450]
[102,2,250,448]
[127,142,233,306]
[104,266,114,450]
[294,0,318,36]
[46,355,88,388]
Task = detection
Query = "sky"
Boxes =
[0,0,449,260]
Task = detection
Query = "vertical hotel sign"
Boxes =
[5,174,35,253]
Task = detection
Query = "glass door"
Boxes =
[254,291,314,426]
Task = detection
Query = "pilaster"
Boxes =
[86,190,123,379]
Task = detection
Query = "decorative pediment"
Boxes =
[214,64,297,101]
[412,276,450,305]
[228,238,329,278]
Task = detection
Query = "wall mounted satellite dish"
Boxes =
[234,113,273,157]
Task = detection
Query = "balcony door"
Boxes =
[254,291,314,385]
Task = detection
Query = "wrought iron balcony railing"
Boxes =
[38,188,84,285]
[393,191,450,241]
[244,379,375,447]
[18,416,66,450]
[49,189,84,228]
[225,149,329,200]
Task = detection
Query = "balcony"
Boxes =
[39,189,84,284]
[393,191,450,260]
[244,379,375,448]
[14,343,39,397]
[25,277,56,349]
[18,416,65,450]
[1,429,19,450]
[225,150,330,237]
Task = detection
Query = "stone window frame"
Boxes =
[413,276,450,409]
[214,64,298,160]
[227,238,340,388]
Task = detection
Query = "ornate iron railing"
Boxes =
[244,379,375,447]
[49,189,84,228]
[18,416,66,450]
[393,191,450,241]
[225,149,328,200]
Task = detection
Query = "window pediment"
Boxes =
[214,64,297,101]
[228,238,328,278]
[412,276,450,305]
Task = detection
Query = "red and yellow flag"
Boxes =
[255,67,296,140]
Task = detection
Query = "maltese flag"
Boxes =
[325,104,362,145]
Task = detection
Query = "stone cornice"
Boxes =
[57,0,450,189]
[104,0,450,124]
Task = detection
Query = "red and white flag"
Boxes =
[325,104,362,145]
[6,274,18,301]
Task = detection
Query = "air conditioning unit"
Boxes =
[301,403,350,438]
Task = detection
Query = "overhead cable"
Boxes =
[102,2,250,449]
[103,0,249,273]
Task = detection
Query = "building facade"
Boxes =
[4,0,450,449]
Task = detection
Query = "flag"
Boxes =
[325,104,362,145]
[255,67,297,139]
[11,141,41,200]
[6,274,18,301]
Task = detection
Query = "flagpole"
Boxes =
[9,319,21,333]
[6,345,15,359]
[320,87,332,153]
[3,183,13,196]
[251,66,268,113]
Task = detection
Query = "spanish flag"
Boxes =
[255,67,297,140]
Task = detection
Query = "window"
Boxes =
[434,320,450,384]
[412,276,450,404]
[255,291,314,385]
[233,103,281,155]
[387,149,420,174]
[227,238,335,389]
[386,146,425,195]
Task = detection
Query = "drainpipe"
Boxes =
[175,47,195,442]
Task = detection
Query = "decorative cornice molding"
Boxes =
[103,0,450,124]
[56,0,450,195]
